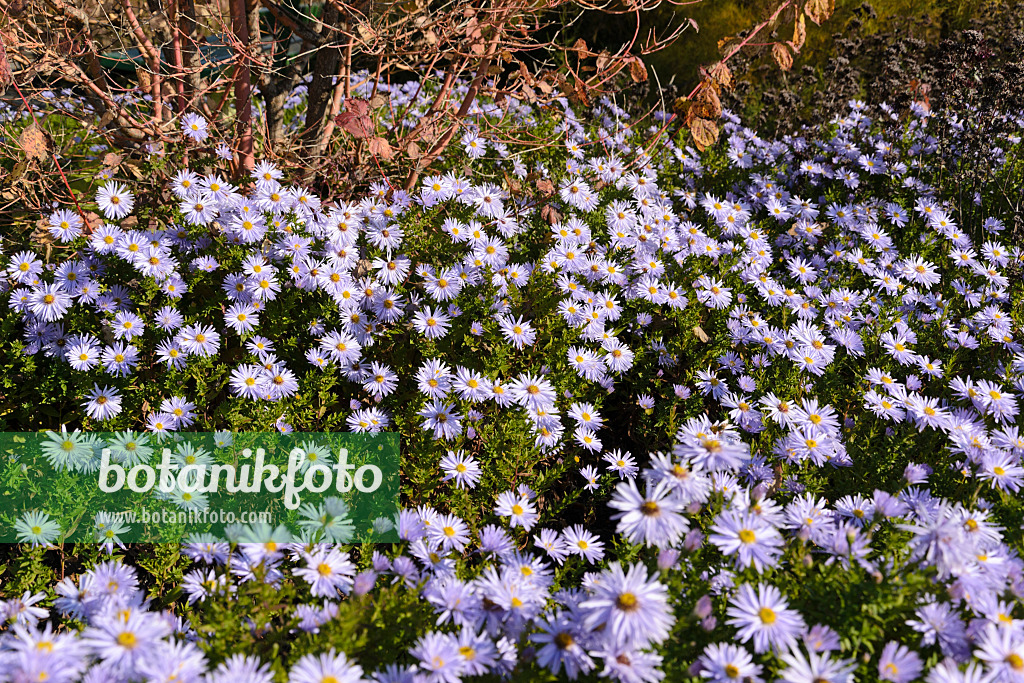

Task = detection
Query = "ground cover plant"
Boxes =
[1,20,1024,683]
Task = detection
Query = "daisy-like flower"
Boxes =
[411,631,465,683]
[531,612,595,679]
[494,490,538,531]
[294,547,356,597]
[95,181,135,219]
[289,648,365,683]
[709,509,783,572]
[14,510,61,546]
[41,428,93,471]
[878,641,923,683]
[82,384,123,421]
[29,283,72,322]
[6,251,44,284]
[229,364,269,400]
[419,400,462,440]
[95,513,130,553]
[580,465,601,492]
[973,623,1024,683]
[363,362,399,398]
[413,306,452,339]
[510,373,556,411]
[499,315,536,349]
[580,561,674,648]
[101,342,139,377]
[726,582,806,653]
[82,609,172,668]
[603,449,639,479]
[777,647,857,683]
[562,524,604,564]
[699,642,763,683]
[426,513,470,553]
[177,323,221,357]
[608,478,688,548]
[181,112,209,142]
[48,209,83,242]
[439,450,481,489]
[111,310,144,340]
[207,655,274,683]
[224,302,259,335]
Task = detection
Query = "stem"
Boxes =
[229,0,255,174]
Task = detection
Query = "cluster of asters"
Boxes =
[3,70,1024,683]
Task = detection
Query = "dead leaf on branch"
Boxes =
[19,122,52,161]
[772,42,793,71]
[791,12,807,52]
[708,63,733,90]
[805,0,834,25]
[628,57,648,83]
[692,86,722,121]
[689,117,719,151]
[0,41,12,88]
[368,137,394,160]
[540,204,561,225]
[335,99,373,139]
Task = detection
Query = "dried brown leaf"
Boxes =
[693,86,722,120]
[791,12,807,52]
[406,141,422,159]
[771,42,793,71]
[540,204,561,225]
[689,117,719,151]
[19,122,52,161]
[804,0,834,25]
[628,57,648,83]
[368,137,394,160]
[708,63,733,90]
[335,99,373,139]
[0,41,12,88]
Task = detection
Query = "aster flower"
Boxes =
[440,450,481,489]
[726,582,806,653]
[95,181,135,219]
[14,510,61,546]
[580,561,673,648]
[878,641,923,682]
[777,647,856,683]
[494,491,539,531]
[609,478,688,548]
[294,547,356,597]
[411,630,465,683]
[289,648,365,683]
[709,509,783,572]
[699,642,763,683]
[531,611,595,679]
[562,524,604,564]
[82,384,123,420]
[181,112,209,141]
